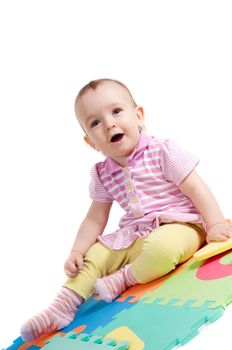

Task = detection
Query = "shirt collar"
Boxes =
[105,132,153,175]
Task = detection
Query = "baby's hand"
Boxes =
[64,250,84,278]
[206,221,232,243]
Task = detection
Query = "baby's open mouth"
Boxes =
[110,133,124,142]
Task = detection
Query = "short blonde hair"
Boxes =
[74,78,137,110]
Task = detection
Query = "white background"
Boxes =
[0,1,232,348]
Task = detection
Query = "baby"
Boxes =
[20,78,232,341]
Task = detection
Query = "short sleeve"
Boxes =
[159,139,199,185]
[89,164,114,203]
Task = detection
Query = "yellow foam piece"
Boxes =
[106,326,144,350]
[193,237,232,261]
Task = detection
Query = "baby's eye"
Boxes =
[112,108,122,115]
[90,119,100,128]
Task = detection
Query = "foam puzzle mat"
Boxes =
[5,249,232,350]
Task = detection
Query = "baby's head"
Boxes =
[74,79,145,165]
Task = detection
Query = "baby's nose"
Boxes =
[106,124,116,131]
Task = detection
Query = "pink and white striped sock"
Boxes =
[95,264,137,303]
[20,286,84,342]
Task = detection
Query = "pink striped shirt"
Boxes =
[89,132,206,249]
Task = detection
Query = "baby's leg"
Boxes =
[20,286,84,342]
[131,222,206,284]
[96,223,205,301]
[95,238,143,302]
[20,242,133,342]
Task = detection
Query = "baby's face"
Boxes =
[76,81,144,166]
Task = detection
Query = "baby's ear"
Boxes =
[135,106,145,126]
[83,135,100,151]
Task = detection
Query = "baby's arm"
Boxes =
[179,170,232,243]
[64,200,112,278]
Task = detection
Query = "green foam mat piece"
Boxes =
[93,299,224,349]
[42,332,129,350]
